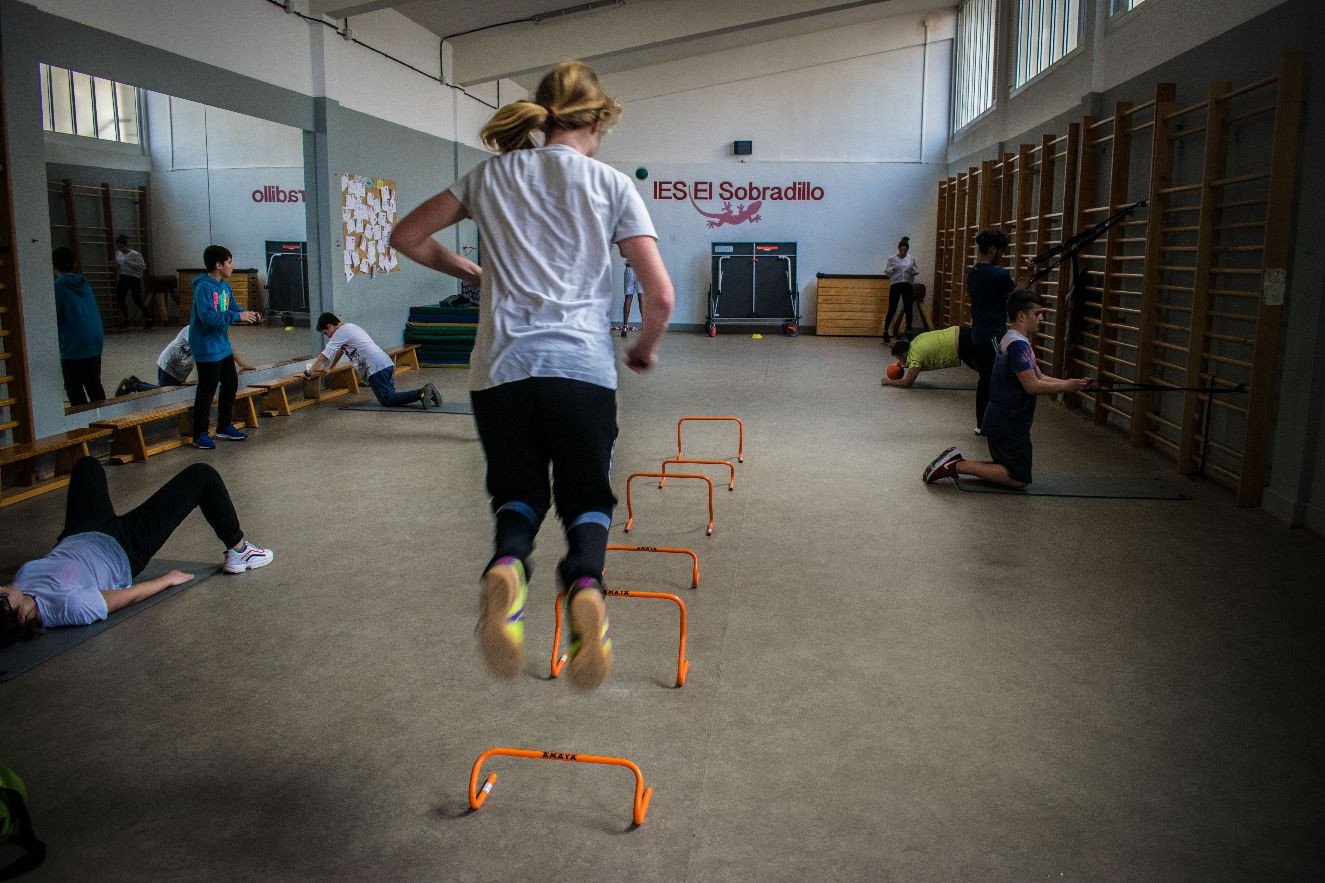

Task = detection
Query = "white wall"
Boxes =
[597,8,955,326]
[146,93,307,281]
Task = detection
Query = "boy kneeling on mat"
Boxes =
[923,292,1092,488]
[0,458,272,645]
[306,313,441,409]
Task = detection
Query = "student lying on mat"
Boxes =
[0,458,273,646]
[922,292,1092,489]
[304,312,442,409]
[881,325,980,387]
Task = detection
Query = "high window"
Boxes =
[1013,0,1082,88]
[1110,0,1147,13]
[38,63,140,144]
[952,0,997,132]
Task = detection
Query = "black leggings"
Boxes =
[61,357,105,407]
[193,356,238,437]
[470,377,617,588]
[58,457,243,576]
[885,282,915,336]
[116,276,147,324]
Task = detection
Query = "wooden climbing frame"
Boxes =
[607,544,700,589]
[624,471,714,535]
[676,416,744,462]
[468,747,653,826]
[550,589,689,687]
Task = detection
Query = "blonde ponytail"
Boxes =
[479,60,623,154]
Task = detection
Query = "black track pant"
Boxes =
[470,377,617,589]
[58,457,243,576]
[61,356,105,406]
[884,282,915,336]
[116,275,147,324]
[193,356,237,437]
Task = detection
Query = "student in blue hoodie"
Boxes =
[189,245,261,449]
[52,246,106,406]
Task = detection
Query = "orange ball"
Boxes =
[886,363,904,380]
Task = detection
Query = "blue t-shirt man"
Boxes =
[982,330,1038,440]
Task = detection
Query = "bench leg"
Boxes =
[53,442,90,475]
[262,387,293,417]
[240,397,259,429]
[109,427,149,464]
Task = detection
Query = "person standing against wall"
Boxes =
[188,245,262,450]
[113,234,151,330]
[967,228,1032,433]
[882,236,919,343]
[52,247,106,407]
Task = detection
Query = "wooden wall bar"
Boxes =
[928,55,1304,508]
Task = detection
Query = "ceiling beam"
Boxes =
[449,0,901,84]
[309,0,413,17]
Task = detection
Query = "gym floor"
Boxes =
[2,334,1320,880]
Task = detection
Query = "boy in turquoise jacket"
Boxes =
[189,245,261,448]
[52,246,106,406]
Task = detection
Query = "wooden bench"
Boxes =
[0,428,113,507]
[90,387,264,464]
[252,364,357,417]
[387,343,420,375]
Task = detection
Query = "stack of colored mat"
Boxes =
[405,303,479,366]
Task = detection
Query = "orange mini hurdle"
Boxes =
[468,747,653,826]
[624,471,714,535]
[607,544,700,589]
[550,588,690,687]
[677,416,744,462]
[659,457,735,491]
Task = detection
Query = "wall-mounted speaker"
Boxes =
[733,140,752,156]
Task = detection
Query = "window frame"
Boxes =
[1011,0,1083,90]
[951,0,999,136]
[38,63,142,146]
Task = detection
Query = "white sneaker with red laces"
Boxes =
[223,540,274,574]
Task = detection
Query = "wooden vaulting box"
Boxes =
[815,274,890,336]
[175,268,263,323]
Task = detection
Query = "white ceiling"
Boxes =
[311,0,957,87]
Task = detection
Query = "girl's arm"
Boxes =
[391,192,482,285]
[100,570,194,613]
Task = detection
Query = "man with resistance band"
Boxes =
[923,292,1092,488]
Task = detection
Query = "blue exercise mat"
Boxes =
[0,560,219,682]
[953,476,1190,499]
[340,401,473,415]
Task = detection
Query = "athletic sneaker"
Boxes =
[922,447,963,484]
[424,383,443,408]
[620,327,628,338]
[215,424,247,441]
[192,432,216,450]
[477,557,527,679]
[223,540,274,573]
[567,580,613,690]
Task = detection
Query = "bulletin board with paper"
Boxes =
[341,173,399,281]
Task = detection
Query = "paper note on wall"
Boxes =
[340,173,400,281]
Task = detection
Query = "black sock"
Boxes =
[558,521,609,594]
[488,508,539,576]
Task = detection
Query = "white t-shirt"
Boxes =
[323,322,393,380]
[115,249,146,279]
[449,144,657,391]
[156,326,194,381]
[884,254,918,285]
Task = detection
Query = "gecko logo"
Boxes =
[651,180,824,228]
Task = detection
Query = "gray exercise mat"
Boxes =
[954,476,1190,499]
[912,383,977,391]
[0,560,219,682]
[340,401,473,415]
